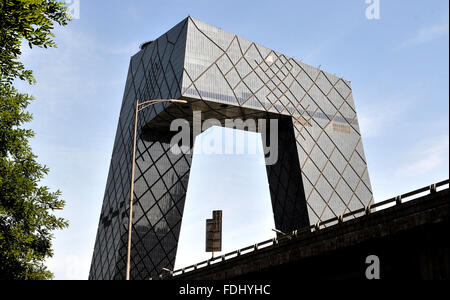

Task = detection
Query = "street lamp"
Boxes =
[272,228,292,240]
[126,98,188,280]
[161,268,173,276]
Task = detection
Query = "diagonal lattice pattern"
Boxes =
[90,17,373,280]
[89,18,191,280]
[181,17,373,227]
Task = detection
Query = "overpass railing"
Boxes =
[151,179,449,279]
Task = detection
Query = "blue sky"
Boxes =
[175,128,276,270]
[14,0,449,279]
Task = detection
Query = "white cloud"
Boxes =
[400,18,449,48]
[13,25,136,281]
[46,253,91,280]
[395,134,449,177]
[357,92,413,138]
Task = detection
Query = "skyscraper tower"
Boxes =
[89,17,373,280]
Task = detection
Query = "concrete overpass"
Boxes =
[152,180,449,280]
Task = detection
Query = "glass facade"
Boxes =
[89,17,373,280]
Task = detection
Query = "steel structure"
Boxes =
[89,17,373,280]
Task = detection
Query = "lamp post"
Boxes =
[126,99,188,280]
[272,228,292,240]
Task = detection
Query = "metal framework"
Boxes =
[90,17,374,280]
[151,179,449,280]
[126,99,187,280]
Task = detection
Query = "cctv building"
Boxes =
[89,17,374,280]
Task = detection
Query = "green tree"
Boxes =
[0,0,70,280]
[1,0,69,85]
